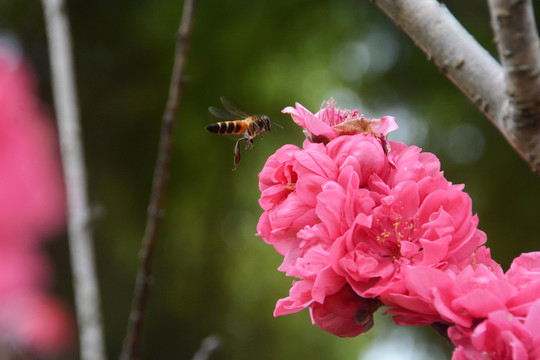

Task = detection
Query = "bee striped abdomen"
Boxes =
[207,97,273,170]
[205,121,248,134]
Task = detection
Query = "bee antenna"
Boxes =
[272,121,284,129]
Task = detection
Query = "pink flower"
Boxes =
[274,246,335,316]
[0,292,72,356]
[0,49,71,355]
[444,256,540,359]
[282,99,398,145]
[258,99,490,336]
[0,248,51,294]
[275,262,380,338]
[0,52,64,244]
[325,133,392,187]
[449,300,540,360]
[258,144,300,211]
[257,142,337,269]
[330,177,488,300]
[505,252,540,317]
[384,261,507,327]
[310,285,381,338]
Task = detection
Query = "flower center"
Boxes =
[373,213,422,259]
[284,182,296,192]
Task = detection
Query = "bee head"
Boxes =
[262,115,271,130]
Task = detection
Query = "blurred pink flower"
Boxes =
[0,53,64,244]
[0,291,72,356]
[0,49,70,355]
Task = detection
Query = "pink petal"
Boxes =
[373,116,399,134]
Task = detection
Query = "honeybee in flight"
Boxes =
[206,97,278,171]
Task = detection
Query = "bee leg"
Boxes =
[243,135,252,150]
[243,137,252,149]
[233,139,242,171]
[254,122,263,140]
[242,131,251,149]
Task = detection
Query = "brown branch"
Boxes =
[41,1,107,359]
[370,0,540,174]
[488,0,540,172]
[120,1,197,359]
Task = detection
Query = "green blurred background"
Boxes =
[2,1,540,359]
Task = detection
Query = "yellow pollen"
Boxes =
[284,183,295,191]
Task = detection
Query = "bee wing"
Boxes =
[220,97,251,118]
[208,105,239,120]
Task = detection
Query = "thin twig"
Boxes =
[488,0,540,172]
[41,1,107,360]
[120,1,197,359]
[191,335,221,360]
[370,0,540,174]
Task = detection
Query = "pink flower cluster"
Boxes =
[256,100,540,359]
[445,253,540,359]
[0,49,71,355]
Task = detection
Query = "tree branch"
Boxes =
[370,0,540,174]
[488,0,540,172]
[120,1,197,359]
[191,335,221,360]
[41,1,107,360]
